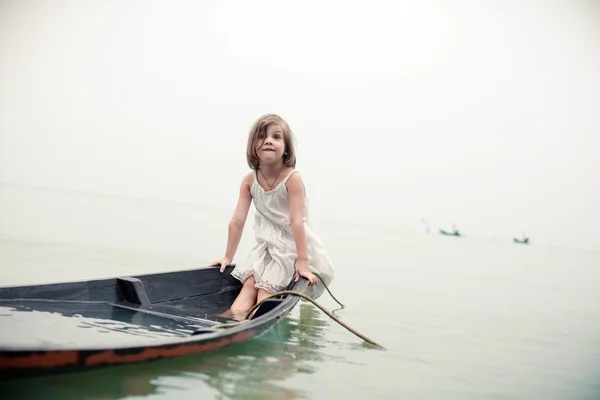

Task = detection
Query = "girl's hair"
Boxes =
[246,114,297,170]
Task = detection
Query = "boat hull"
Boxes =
[0,265,309,377]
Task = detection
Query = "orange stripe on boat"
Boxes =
[0,351,78,368]
[85,330,256,366]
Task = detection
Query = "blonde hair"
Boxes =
[246,114,297,170]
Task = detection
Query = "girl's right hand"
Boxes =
[294,259,318,286]
[212,257,231,273]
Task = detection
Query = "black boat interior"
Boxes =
[0,266,288,344]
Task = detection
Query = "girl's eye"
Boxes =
[273,134,282,140]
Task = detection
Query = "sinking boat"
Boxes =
[0,264,309,377]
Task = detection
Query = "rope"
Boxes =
[314,273,345,309]
[210,275,385,350]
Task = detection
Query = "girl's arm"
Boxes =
[287,172,308,260]
[216,173,253,272]
[287,172,316,285]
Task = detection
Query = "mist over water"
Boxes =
[0,0,599,251]
[1,2,600,399]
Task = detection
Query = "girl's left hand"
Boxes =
[294,259,318,286]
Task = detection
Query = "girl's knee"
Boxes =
[243,275,256,287]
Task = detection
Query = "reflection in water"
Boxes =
[0,304,200,348]
[1,303,351,400]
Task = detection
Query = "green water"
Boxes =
[1,186,600,399]
[2,304,337,399]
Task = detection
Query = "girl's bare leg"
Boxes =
[243,288,274,319]
[230,275,258,312]
[257,288,272,305]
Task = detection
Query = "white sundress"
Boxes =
[231,170,335,300]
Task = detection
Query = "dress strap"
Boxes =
[282,169,299,185]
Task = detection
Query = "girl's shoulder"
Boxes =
[243,171,255,183]
[284,169,304,192]
[285,169,301,182]
[240,171,256,191]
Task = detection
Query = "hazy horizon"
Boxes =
[1,0,599,251]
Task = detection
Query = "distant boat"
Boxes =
[440,228,461,237]
[514,232,530,245]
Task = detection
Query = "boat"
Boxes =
[439,224,461,237]
[439,229,461,237]
[0,264,309,377]
[513,232,530,244]
[439,229,460,237]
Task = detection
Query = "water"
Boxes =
[0,302,201,349]
[1,184,600,399]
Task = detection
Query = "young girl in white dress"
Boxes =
[212,114,335,316]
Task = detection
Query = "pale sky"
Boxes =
[1,0,599,250]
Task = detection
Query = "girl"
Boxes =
[212,114,335,316]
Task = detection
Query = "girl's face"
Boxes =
[255,124,286,166]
